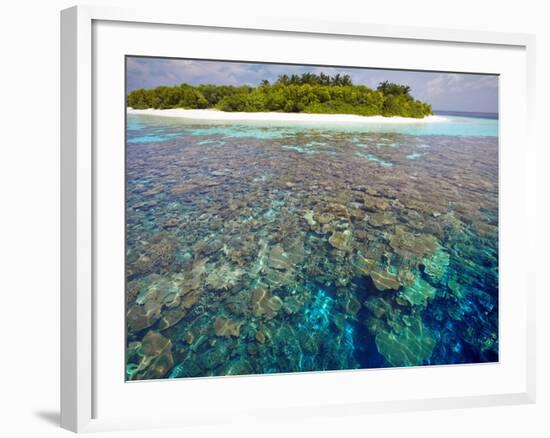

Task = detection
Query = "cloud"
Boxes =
[126,58,262,89]
[426,73,497,96]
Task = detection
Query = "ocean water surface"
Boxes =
[125,111,499,380]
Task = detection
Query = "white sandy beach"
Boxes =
[127,108,448,124]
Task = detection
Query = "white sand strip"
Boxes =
[127,108,448,124]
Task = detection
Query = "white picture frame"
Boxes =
[60,4,537,433]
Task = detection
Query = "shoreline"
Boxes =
[127,108,449,124]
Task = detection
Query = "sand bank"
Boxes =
[127,108,448,124]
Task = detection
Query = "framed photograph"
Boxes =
[61,5,536,433]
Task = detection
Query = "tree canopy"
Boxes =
[127,73,432,118]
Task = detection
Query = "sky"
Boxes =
[126,57,498,113]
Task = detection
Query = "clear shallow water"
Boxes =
[126,111,498,143]
[125,112,499,380]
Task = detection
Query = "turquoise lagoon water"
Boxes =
[126,111,499,380]
[126,111,498,143]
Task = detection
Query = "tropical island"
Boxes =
[127,73,433,119]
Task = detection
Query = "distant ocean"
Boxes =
[435,110,499,120]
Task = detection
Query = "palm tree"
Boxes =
[305,72,316,84]
[277,74,290,85]
[377,80,390,94]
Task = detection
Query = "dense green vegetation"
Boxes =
[127,73,432,118]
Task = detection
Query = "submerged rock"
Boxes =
[213,317,242,337]
[326,203,350,219]
[328,230,352,251]
[370,268,400,291]
[364,296,393,319]
[316,212,335,225]
[353,255,376,276]
[390,226,437,258]
[423,247,450,283]
[284,237,305,265]
[397,277,436,307]
[302,210,316,229]
[363,195,390,212]
[157,305,187,331]
[368,211,395,227]
[251,288,283,319]
[127,233,178,277]
[374,316,436,367]
[268,244,292,271]
[255,328,266,344]
[127,302,161,332]
[129,331,174,380]
[205,264,244,291]
[342,291,362,316]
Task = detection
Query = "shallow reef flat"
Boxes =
[125,115,499,380]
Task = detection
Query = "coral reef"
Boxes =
[370,268,401,291]
[214,317,242,337]
[397,277,436,307]
[328,230,352,251]
[126,115,499,379]
[127,331,174,380]
[251,288,283,319]
[374,315,436,367]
